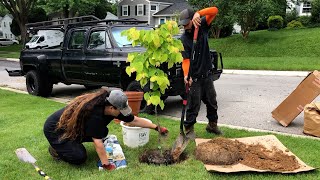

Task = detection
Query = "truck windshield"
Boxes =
[29,35,39,43]
[111,26,152,47]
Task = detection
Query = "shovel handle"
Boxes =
[32,164,52,180]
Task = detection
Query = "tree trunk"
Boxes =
[211,27,221,39]
[19,22,27,45]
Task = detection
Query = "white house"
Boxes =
[0,14,16,40]
[287,0,312,16]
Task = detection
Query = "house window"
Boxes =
[151,5,157,11]
[137,4,143,16]
[122,5,128,16]
[10,34,12,38]
[302,2,312,13]
[3,22,6,27]
[160,18,165,24]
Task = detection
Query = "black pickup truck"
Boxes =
[7,16,223,113]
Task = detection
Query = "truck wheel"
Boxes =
[126,81,154,114]
[26,70,53,97]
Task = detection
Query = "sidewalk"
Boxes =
[1,57,310,77]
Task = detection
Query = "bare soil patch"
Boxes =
[195,137,300,172]
[139,149,188,165]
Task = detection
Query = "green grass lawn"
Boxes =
[209,27,320,71]
[0,44,22,59]
[0,89,319,180]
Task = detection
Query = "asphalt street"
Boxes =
[1,60,319,136]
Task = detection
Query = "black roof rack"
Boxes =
[26,15,148,32]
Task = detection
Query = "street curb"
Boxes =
[1,58,310,77]
[223,69,309,77]
[0,86,69,104]
[0,58,19,62]
[160,115,320,140]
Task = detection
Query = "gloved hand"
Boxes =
[154,126,168,136]
[102,163,116,171]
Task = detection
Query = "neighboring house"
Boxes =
[287,0,312,16]
[0,14,16,40]
[117,0,191,27]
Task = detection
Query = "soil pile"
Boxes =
[139,149,188,165]
[195,137,300,172]
[195,138,242,165]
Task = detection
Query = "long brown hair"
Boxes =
[56,89,110,141]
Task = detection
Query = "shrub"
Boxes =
[287,20,304,29]
[267,15,284,30]
[298,16,312,26]
[285,10,298,24]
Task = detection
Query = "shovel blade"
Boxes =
[15,148,37,164]
[171,134,190,161]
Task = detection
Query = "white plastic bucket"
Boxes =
[120,118,151,148]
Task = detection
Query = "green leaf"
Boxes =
[150,95,161,106]
[150,76,157,82]
[132,61,144,73]
[127,54,134,62]
[159,100,165,110]
[144,92,150,101]
[153,35,161,48]
[125,67,132,76]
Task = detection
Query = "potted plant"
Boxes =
[121,21,184,164]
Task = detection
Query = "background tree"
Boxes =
[10,7,47,39]
[43,0,113,19]
[188,0,236,38]
[311,0,320,23]
[233,0,268,39]
[255,0,287,30]
[0,0,36,44]
[0,4,8,16]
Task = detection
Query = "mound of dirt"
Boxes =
[139,149,188,165]
[195,137,300,172]
[195,138,242,165]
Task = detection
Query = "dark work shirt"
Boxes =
[181,17,212,78]
[43,106,134,143]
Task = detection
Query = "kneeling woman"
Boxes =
[44,89,168,170]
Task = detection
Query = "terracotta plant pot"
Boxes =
[125,91,144,116]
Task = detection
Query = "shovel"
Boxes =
[15,148,52,180]
[171,27,199,162]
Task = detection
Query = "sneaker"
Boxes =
[206,122,223,135]
[48,146,60,161]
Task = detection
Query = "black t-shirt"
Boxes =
[43,106,134,143]
[181,17,212,78]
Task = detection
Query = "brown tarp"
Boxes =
[195,135,315,173]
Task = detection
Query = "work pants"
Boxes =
[184,74,218,128]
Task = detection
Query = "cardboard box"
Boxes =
[272,70,320,127]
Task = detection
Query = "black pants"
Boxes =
[44,130,87,165]
[184,74,218,128]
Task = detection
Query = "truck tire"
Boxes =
[26,70,53,97]
[126,81,154,114]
